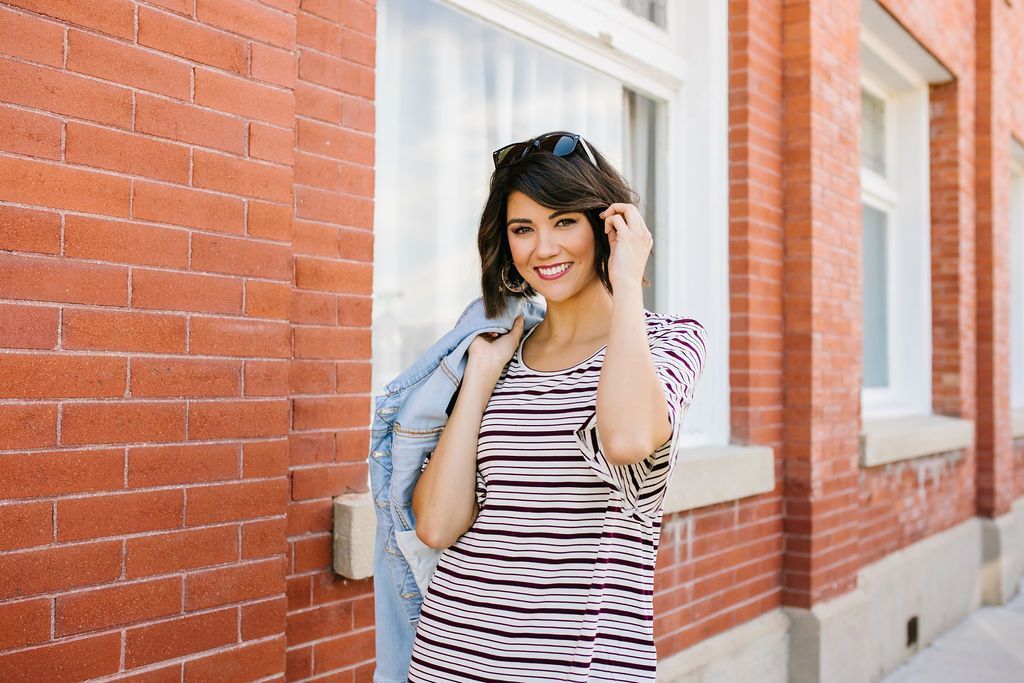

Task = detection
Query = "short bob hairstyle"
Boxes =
[478,130,652,319]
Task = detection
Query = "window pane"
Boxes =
[862,204,889,388]
[621,0,667,27]
[861,89,886,176]
[624,88,659,311]
[374,0,663,394]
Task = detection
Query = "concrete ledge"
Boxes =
[981,495,1024,605]
[333,492,376,580]
[656,608,789,682]
[860,414,974,467]
[333,444,776,580]
[1013,408,1024,439]
[663,444,775,514]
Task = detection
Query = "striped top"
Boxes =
[408,310,707,682]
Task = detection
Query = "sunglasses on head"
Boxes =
[492,131,599,170]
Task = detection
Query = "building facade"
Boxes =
[0,0,1022,680]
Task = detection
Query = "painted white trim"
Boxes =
[860,0,954,85]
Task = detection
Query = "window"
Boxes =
[858,19,935,418]
[1011,144,1024,409]
[374,0,729,445]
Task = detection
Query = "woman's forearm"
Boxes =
[596,281,672,464]
[411,360,500,549]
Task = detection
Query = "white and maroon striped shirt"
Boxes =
[408,310,707,682]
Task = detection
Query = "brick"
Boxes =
[130,358,242,398]
[295,150,343,193]
[124,608,237,669]
[251,43,296,89]
[126,525,238,578]
[138,5,248,74]
[313,628,374,673]
[288,431,333,466]
[242,517,288,558]
[0,447,123,499]
[249,122,295,165]
[118,663,183,683]
[66,121,190,183]
[291,290,337,325]
[185,557,285,609]
[183,636,285,682]
[295,185,372,227]
[341,26,375,68]
[135,93,247,155]
[336,361,372,393]
[292,395,370,431]
[0,354,126,399]
[67,29,191,99]
[292,217,341,255]
[0,303,59,349]
[0,501,52,551]
[128,442,240,487]
[285,646,312,680]
[294,326,370,359]
[0,255,129,309]
[194,68,295,127]
[0,403,57,449]
[242,440,288,478]
[133,180,246,235]
[290,360,335,394]
[295,81,341,123]
[0,106,61,158]
[291,462,366,500]
[186,479,288,525]
[247,201,293,241]
[193,150,293,203]
[292,535,332,572]
[0,155,131,216]
[0,205,61,255]
[62,401,186,445]
[294,255,372,294]
[286,602,353,647]
[241,597,287,640]
[131,268,244,314]
[0,56,132,128]
[189,317,291,358]
[195,0,295,49]
[298,50,373,99]
[190,232,292,279]
[243,359,290,396]
[56,577,182,635]
[0,599,51,649]
[0,5,64,67]
[244,280,290,320]
[64,215,190,268]
[57,489,184,541]
[5,0,134,40]
[296,11,342,57]
[0,632,121,681]
[188,399,291,439]
[62,309,187,353]
[1,540,122,599]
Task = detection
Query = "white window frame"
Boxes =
[398,0,730,445]
[858,23,933,418]
[1011,141,1024,410]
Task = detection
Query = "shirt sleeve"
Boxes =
[573,316,708,522]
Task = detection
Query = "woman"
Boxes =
[408,131,707,682]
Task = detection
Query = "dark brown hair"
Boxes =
[478,131,651,318]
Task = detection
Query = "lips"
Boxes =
[534,261,573,280]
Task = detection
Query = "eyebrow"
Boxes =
[506,210,576,227]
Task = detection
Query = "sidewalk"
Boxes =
[882,578,1024,682]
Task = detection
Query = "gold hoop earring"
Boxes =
[500,261,529,293]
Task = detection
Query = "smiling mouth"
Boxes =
[534,262,573,280]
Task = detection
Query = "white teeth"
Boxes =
[537,263,570,276]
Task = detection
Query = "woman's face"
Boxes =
[505,190,600,303]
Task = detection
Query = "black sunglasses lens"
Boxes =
[551,135,577,157]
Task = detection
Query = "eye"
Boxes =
[556,218,576,228]
[510,225,533,235]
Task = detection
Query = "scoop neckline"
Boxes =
[514,323,608,375]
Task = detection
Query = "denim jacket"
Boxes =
[369,293,547,683]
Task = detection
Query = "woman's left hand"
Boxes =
[598,202,652,289]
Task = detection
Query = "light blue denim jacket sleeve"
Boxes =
[368,293,547,683]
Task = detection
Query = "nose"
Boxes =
[535,226,560,259]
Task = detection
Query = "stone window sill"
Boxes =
[860,414,974,468]
[332,443,775,580]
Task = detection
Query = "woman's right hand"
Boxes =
[468,314,524,380]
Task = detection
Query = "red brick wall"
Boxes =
[0,0,375,679]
